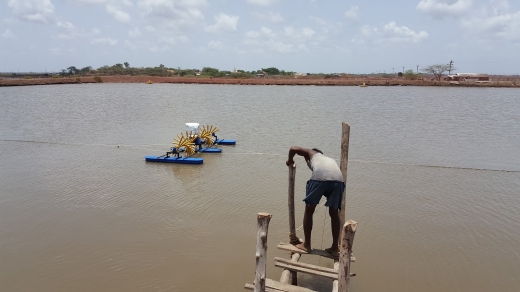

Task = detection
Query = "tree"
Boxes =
[422,64,455,81]
[80,66,92,75]
[261,67,280,75]
[404,69,418,80]
[124,62,130,68]
[202,67,219,76]
[67,66,78,75]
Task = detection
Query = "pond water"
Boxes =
[1,84,519,291]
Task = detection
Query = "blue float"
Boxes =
[215,139,236,145]
[145,155,203,164]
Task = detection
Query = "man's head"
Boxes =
[312,148,323,154]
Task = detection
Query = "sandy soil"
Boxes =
[1,75,518,88]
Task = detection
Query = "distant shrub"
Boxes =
[231,73,252,79]
[52,75,63,78]
[76,77,81,83]
[94,76,103,83]
[23,76,33,79]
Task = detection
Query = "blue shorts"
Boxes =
[304,180,345,210]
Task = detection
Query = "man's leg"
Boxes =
[326,207,340,255]
[295,204,316,252]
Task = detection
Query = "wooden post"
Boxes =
[279,252,301,285]
[339,123,350,230]
[332,261,339,292]
[288,163,300,245]
[338,220,357,292]
[255,212,272,292]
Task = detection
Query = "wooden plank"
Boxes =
[332,261,339,292]
[279,253,301,285]
[245,283,284,292]
[338,220,357,292]
[277,242,337,260]
[275,262,338,280]
[277,243,355,262]
[245,282,316,292]
[267,279,317,292]
[339,122,350,231]
[255,213,272,292]
[275,257,337,274]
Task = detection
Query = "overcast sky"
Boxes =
[1,0,519,74]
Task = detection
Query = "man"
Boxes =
[286,146,345,256]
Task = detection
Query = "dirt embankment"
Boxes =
[1,75,518,88]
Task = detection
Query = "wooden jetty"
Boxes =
[245,122,358,292]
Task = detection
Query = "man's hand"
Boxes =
[286,159,294,167]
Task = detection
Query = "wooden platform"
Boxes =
[245,279,316,292]
[274,257,338,280]
[277,243,355,262]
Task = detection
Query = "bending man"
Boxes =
[286,146,345,256]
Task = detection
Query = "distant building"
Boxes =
[256,73,265,78]
[445,73,490,82]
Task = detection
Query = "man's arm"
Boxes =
[286,146,317,166]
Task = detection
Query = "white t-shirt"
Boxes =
[308,153,344,182]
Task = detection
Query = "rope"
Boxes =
[1,139,518,173]
[296,201,326,232]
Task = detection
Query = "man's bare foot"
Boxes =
[325,247,339,257]
[295,243,312,253]
[290,238,303,245]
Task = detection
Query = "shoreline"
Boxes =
[1,75,519,88]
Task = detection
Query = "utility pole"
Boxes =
[392,67,395,74]
[416,65,420,74]
[402,66,405,73]
[448,60,454,75]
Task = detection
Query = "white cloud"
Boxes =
[124,40,137,50]
[106,4,131,23]
[417,0,472,19]
[57,33,74,39]
[302,27,315,37]
[137,0,207,30]
[247,0,278,6]
[92,28,101,34]
[266,40,296,53]
[461,10,520,42]
[149,45,170,52]
[243,25,315,53]
[49,47,75,54]
[208,40,224,50]
[128,28,141,37]
[245,31,260,38]
[205,13,239,33]
[78,0,133,6]
[7,0,55,24]
[91,37,118,45]
[358,22,429,44]
[344,6,359,20]
[160,35,188,45]
[145,26,156,32]
[383,22,429,42]
[2,29,16,39]
[252,11,284,23]
[284,26,316,40]
[57,21,75,29]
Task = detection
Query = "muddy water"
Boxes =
[1,84,519,292]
